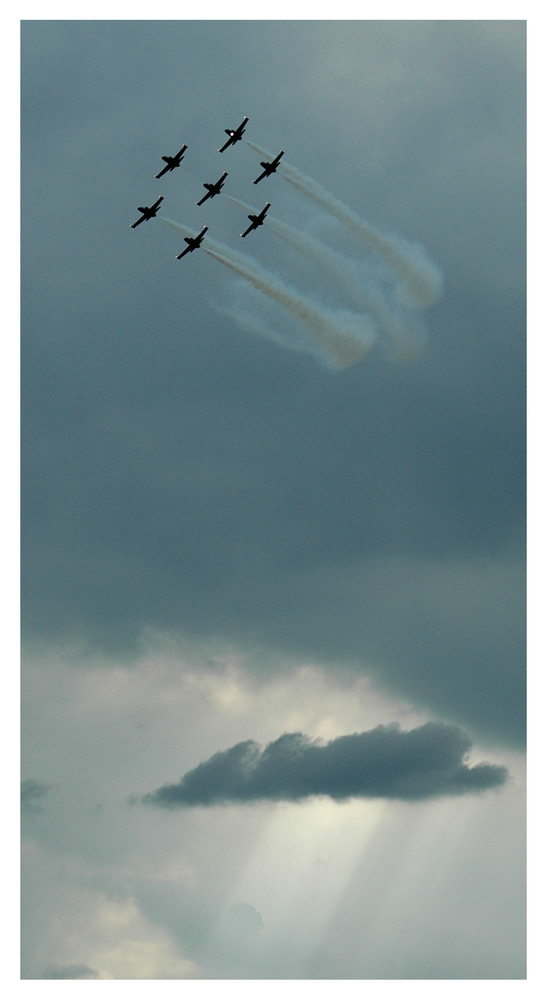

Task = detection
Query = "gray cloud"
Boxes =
[141,722,508,808]
[43,963,99,979]
[225,903,264,939]
[21,779,52,813]
[21,21,525,747]
[20,21,526,980]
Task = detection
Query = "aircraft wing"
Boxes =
[130,215,146,228]
[253,153,282,184]
[155,163,170,179]
[151,196,164,212]
[241,221,255,238]
[196,190,211,206]
[176,235,199,258]
[219,118,248,151]
[176,227,207,257]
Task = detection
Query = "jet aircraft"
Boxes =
[130,196,164,228]
[253,151,284,184]
[241,202,271,238]
[218,117,248,152]
[155,144,187,178]
[197,172,228,206]
[176,226,208,259]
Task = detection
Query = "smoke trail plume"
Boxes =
[227,196,424,359]
[246,141,443,309]
[203,247,375,368]
[227,196,369,309]
[162,218,376,368]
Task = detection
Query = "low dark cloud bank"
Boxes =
[43,963,99,979]
[141,722,508,808]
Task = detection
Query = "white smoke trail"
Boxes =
[246,141,443,309]
[218,283,326,363]
[227,196,425,361]
[203,248,375,369]
[162,218,376,368]
[227,196,369,309]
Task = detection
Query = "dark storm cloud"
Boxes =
[21,21,525,744]
[43,963,99,979]
[21,779,52,813]
[140,722,508,807]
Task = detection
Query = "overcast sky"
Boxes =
[21,17,525,982]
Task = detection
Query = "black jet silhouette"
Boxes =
[241,202,271,238]
[130,196,164,228]
[219,117,248,152]
[176,226,208,259]
[155,144,187,179]
[197,172,228,206]
[253,151,284,185]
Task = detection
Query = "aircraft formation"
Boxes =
[130,117,285,255]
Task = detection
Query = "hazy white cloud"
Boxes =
[20,646,524,979]
[21,840,201,980]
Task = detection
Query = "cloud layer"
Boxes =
[142,722,508,808]
[20,18,525,750]
[20,21,526,980]
[21,779,52,814]
[43,963,99,980]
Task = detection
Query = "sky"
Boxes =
[20,15,526,983]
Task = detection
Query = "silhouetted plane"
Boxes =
[176,226,208,259]
[253,151,284,184]
[155,144,187,178]
[219,117,248,152]
[131,196,164,228]
[241,202,270,237]
[197,172,228,206]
